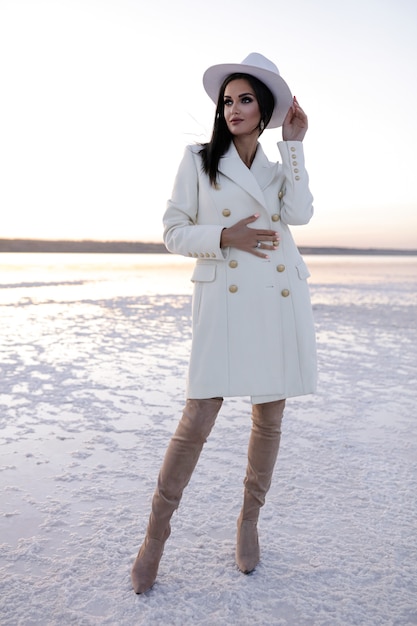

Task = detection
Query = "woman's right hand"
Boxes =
[220,213,280,259]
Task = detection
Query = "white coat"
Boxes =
[163,140,317,402]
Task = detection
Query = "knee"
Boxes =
[176,398,222,443]
[252,399,285,432]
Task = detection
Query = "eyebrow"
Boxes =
[224,92,254,99]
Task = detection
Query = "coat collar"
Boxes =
[217,142,276,208]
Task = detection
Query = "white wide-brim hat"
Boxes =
[203,52,293,128]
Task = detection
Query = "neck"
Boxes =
[232,135,259,168]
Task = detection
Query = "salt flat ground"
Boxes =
[0,256,416,625]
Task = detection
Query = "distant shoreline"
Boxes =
[0,239,416,256]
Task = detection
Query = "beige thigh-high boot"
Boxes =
[236,399,285,574]
[131,397,223,593]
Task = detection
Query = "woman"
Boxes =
[131,52,316,593]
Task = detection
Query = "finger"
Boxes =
[257,242,279,251]
[242,213,261,225]
[255,241,280,250]
[293,102,307,121]
[251,240,276,254]
[294,106,307,119]
[254,230,280,238]
[251,249,270,259]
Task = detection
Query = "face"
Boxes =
[223,78,261,138]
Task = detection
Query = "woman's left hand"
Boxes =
[282,96,308,142]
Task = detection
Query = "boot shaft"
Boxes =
[147,397,223,540]
[242,399,285,521]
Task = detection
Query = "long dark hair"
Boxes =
[199,73,275,186]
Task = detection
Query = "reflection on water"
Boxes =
[306,254,417,284]
[0,253,416,306]
[0,253,195,304]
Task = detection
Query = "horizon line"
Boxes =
[0,238,416,256]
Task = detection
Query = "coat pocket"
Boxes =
[191,263,217,325]
[191,263,217,283]
[296,259,311,280]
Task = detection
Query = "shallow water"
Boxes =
[0,252,416,305]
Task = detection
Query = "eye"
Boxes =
[241,96,253,104]
[224,98,233,107]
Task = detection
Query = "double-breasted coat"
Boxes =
[163,140,317,403]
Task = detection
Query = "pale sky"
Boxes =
[1,0,416,249]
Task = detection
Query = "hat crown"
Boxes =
[239,53,280,77]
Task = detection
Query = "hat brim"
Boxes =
[203,62,293,128]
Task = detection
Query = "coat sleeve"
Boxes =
[163,146,225,259]
[277,141,314,225]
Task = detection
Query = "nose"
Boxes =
[231,101,240,115]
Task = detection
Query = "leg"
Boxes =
[236,399,285,573]
[131,397,223,593]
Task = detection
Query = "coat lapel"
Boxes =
[218,143,276,209]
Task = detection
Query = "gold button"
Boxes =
[294,169,299,173]
[193,252,198,257]
[271,214,280,222]
[222,208,231,217]
[281,289,290,297]
[292,161,298,166]
[290,147,296,152]
[199,253,204,257]
[229,284,238,293]
[211,253,216,258]
[295,176,300,181]
[278,191,284,199]
[205,253,210,257]
[229,260,238,268]
[277,264,285,272]
[188,252,193,257]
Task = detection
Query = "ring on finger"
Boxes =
[255,241,262,249]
